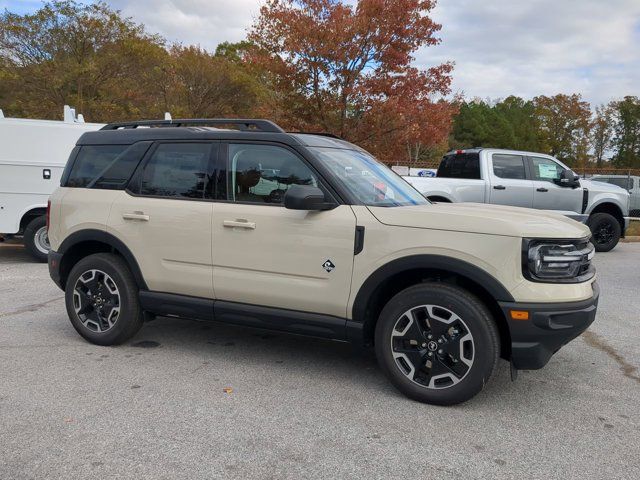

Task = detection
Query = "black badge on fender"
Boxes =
[322,259,335,273]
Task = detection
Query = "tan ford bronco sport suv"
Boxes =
[48,119,599,405]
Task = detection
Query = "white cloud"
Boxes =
[108,0,264,50]
[420,0,640,104]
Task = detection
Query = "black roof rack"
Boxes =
[290,131,343,140]
[100,118,285,133]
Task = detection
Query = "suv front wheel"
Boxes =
[65,253,144,346]
[375,283,499,405]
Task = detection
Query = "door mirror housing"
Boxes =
[284,185,337,210]
[555,169,580,188]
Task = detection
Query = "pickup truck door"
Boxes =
[528,156,583,215]
[487,153,534,208]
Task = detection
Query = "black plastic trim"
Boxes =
[139,291,214,321]
[352,255,515,324]
[581,188,589,214]
[57,229,148,290]
[214,301,347,340]
[500,282,599,369]
[354,226,365,255]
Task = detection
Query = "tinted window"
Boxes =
[438,153,481,179]
[531,157,563,183]
[228,144,317,204]
[66,145,127,188]
[140,143,213,199]
[492,154,526,179]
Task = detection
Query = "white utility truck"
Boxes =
[0,106,103,261]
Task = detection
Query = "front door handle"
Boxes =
[223,219,256,229]
[123,212,149,221]
[536,187,549,192]
[493,185,506,190]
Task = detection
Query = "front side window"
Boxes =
[309,147,428,207]
[140,143,213,199]
[492,154,526,179]
[227,144,318,204]
[531,157,564,183]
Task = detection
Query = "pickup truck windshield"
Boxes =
[310,147,428,207]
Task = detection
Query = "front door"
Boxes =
[108,142,216,299]
[488,153,534,208]
[528,156,583,215]
[211,143,356,318]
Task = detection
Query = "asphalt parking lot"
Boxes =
[1,241,639,480]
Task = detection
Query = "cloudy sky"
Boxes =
[2,0,639,105]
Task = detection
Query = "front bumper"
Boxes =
[48,249,64,290]
[499,282,599,370]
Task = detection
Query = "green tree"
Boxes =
[591,104,614,166]
[0,0,167,121]
[162,45,269,118]
[533,94,591,166]
[610,96,640,167]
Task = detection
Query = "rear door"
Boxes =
[487,153,534,208]
[108,141,217,299]
[528,156,582,214]
[211,142,356,318]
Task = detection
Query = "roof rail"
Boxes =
[100,118,285,133]
[290,131,343,139]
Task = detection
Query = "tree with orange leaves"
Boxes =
[249,0,456,163]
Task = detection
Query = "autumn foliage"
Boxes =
[249,0,456,162]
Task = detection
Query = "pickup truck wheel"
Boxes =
[65,253,143,346]
[587,213,621,252]
[23,216,49,262]
[375,283,499,406]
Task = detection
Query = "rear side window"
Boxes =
[492,154,526,179]
[65,143,150,189]
[140,143,213,199]
[437,153,481,179]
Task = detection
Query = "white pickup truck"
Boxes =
[0,107,103,261]
[405,148,630,252]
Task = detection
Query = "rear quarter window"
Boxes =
[437,153,481,179]
[64,143,150,189]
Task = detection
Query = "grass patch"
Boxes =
[626,219,640,237]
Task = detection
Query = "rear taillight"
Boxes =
[46,200,51,230]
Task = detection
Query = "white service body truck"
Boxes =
[0,106,103,260]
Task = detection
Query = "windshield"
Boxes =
[309,147,428,207]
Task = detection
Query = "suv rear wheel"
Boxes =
[375,283,499,405]
[23,216,49,262]
[65,253,143,345]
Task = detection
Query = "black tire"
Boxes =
[65,253,143,346]
[23,216,49,262]
[375,283,500,406]
[587,213,621,252]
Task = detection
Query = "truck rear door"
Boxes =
[487,153,533,208]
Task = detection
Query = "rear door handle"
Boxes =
[223,219,256,229]
[493,185,506,190]
[122,212,149,221]
[536,187,549,192]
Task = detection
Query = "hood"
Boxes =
[368,203,591,239]
[582,179,630,196]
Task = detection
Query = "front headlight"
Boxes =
[523,238,595,283]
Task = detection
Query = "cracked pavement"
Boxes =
[0,240,639,479]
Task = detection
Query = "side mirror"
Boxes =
[555,169,580,188]
[284,185,337,211]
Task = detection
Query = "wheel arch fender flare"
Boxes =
[351,255,515,325]
[58,229,147,290]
